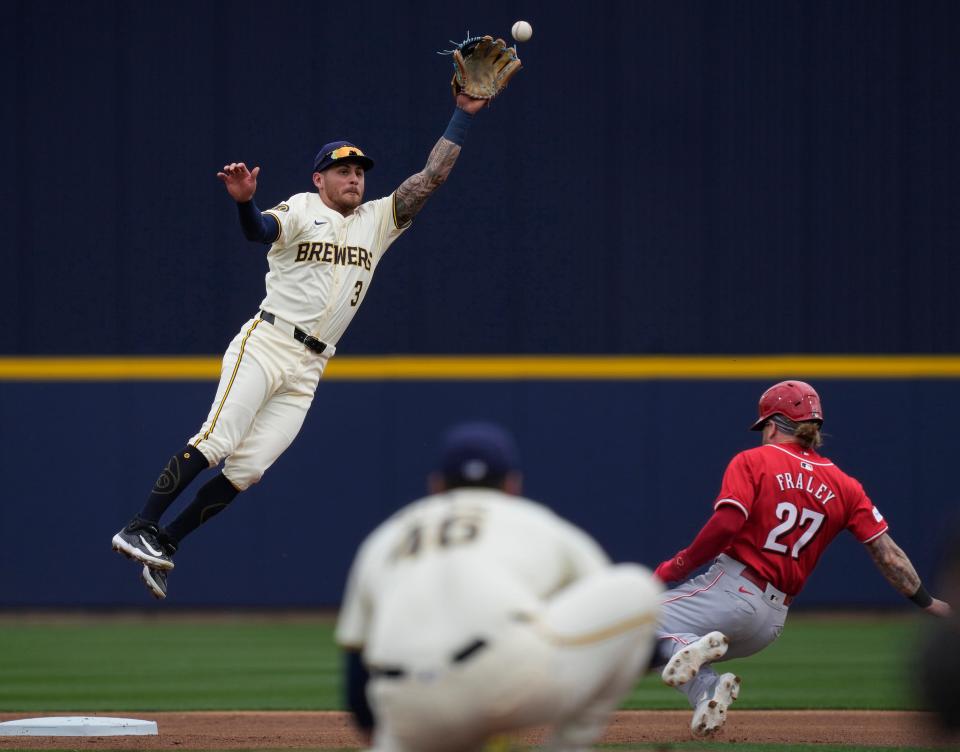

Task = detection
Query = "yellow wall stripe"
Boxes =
[0,357,220,380]
[1,354,960,381]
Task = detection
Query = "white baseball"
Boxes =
[511,20,533,43]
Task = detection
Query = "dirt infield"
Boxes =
[0,710,957,749]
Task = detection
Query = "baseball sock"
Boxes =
[138,446,210,523]
[163,472,240,545]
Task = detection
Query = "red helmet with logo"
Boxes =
[749,380,823,431]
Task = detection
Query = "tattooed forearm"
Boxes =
[866,533,922,595]
[394,137,462,225]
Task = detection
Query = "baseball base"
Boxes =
[0,716,158,736]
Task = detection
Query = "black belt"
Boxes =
[258,311,327,354]
[369,638,488,680]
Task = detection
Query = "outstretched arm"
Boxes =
[653,505,746,583]
[394,94,487,226]
[866,533,952,616]
[216,162,280,244]
[217,162,260,203]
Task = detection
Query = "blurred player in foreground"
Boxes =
[917,516,960,733]
[649,380,951,737]
[335,422,662,752]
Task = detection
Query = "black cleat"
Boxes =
[111,517,176,570]
[141,565,168,599]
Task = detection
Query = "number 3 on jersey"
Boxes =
[762,502,825,558]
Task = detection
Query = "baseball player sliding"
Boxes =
[336,422,662,752]
[110,37,522,599]
[649,380,952,737]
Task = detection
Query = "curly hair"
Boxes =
[793,421,823,450]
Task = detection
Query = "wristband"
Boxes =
[442,107,474,146]
[908,584,933,608]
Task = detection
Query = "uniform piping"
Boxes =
[660,571,725,606]
[531,610,657,647]
[195,319,262,448]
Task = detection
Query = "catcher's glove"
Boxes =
[446,35,522,100]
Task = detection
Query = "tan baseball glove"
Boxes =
[447,35,522,99]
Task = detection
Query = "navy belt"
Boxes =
[259,310,327,354]
[369,638,488,680]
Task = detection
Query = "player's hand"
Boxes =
[455,93,489,115]
[654,554,689,584]
[926,598,953,618]
[216,162,260,203]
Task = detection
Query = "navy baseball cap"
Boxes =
[312,140,374,173]
[438,422,520,488]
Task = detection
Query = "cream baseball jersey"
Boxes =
[343,485,661,752]
[261,192,410,346]
[715,442,888,595]
[335,488,610,665]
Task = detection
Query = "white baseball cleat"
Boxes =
[661,631,729,686]
[691,672,741,737]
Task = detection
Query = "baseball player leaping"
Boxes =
[648,380,952,738]
[110,85,503,599]
[336,422,663,752]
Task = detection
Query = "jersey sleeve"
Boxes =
[262,193,308,247]
[368,194,412,258]
[554,515,611,581]
[334,534,379,650]
[843,478,889,543]
[713,451,756,518]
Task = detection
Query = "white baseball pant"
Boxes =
[368,564,662,752]
[655,553,789,707]
[189,316,334,490]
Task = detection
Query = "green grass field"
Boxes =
[0,610,942,751]
[629,612,926,710]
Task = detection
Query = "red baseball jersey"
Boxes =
[716,442,888,595]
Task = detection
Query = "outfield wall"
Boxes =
[3,1,960,357]
[1,375,955,608]
[3,3,959,607]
